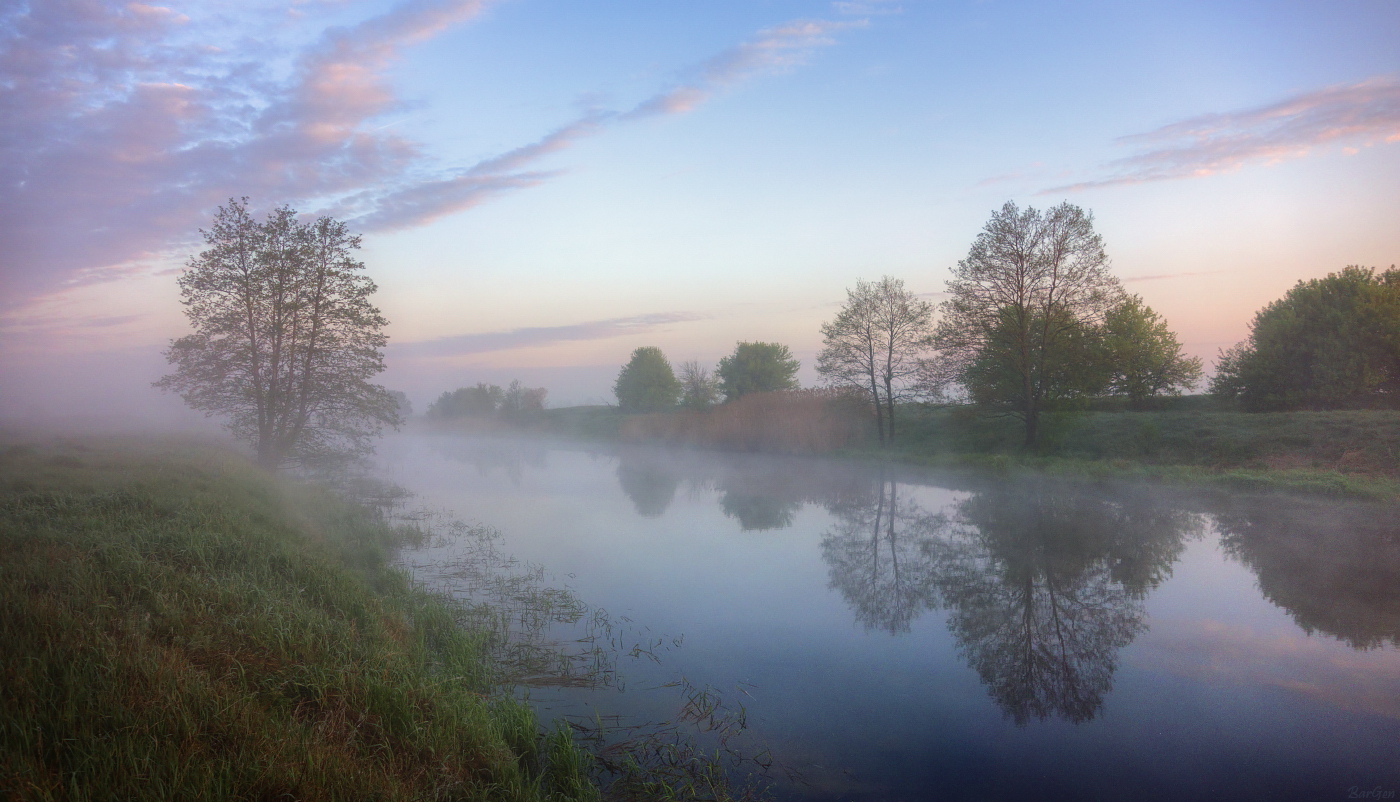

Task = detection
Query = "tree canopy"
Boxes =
[1210,265,1400,410]
[934,201,1124,445]
[614,347,681,412]
[717,342,801,401]
[817,276,934,444]
[1101,295,1203,407]
[156,199,399,468]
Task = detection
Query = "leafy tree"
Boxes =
[389,391,413,418]
[818,276,934,444]
[501,380,547,414]
[716,342,800,402]
[156,199,399,468]
[934,201,1123,446]
[678,360,721,410]
[614,347,681,412]
[1210,265,1400,410]
[427,383,504,418]
[1101,295,1203,408]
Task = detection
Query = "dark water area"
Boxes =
[378,433,1400,801]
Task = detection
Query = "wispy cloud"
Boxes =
[1,4,860,307]
[1123,270,1228,283]
[392,312,707,358]
[623,19,862,119]
[348,17,861,231]
[1046,76,1400,193]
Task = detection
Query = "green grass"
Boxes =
[868,405,1400,499]
[0,437,600,801]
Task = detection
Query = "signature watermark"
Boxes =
[1348,787,1397,800]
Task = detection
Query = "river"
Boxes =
[377,431,1400,801]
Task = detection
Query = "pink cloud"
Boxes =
[0,0,493,306]
[1046,76,1400,193]
[624,19,862,120]
[1,2,859,309]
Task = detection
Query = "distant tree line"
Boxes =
[612,201,1210,448]
[427,380,547,420]
[613,342,800,413]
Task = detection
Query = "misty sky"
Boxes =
[3,0,1398,418]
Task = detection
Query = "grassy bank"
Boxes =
[870,405,1400,499]
[0,438,599,801]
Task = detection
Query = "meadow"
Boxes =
[0,437,599,801]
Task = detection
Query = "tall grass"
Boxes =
[620,390,870,454]
[0,438,599,801]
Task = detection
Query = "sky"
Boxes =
[2,0,1399,421]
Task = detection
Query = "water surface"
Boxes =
[378,433,1400,801]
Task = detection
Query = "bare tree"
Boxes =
[156,199,400,468]
[934,202,1123,446]
[817,276,934,444]
[677,360,721,409]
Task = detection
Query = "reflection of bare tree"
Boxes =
[937,489,1199,725]
[615,451,681,518]
[1216,498,1400,649]
[821,477,946,634]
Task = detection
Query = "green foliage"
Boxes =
[0,440,600,801]
[614,347,682,412]
[1211,265,1400,410]
[960,306,1109,412]
[935,201,1122,446]
[716,341,801,401]
[429,382,505,417]
[428,380,546,419]
[1101,295,1204,407]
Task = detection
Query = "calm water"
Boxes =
[378,432,1400,801]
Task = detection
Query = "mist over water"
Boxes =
[378,431,1400,801]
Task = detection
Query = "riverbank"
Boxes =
[0,437,599,801]
[869,405,1400,499]
[497,402,1400,500]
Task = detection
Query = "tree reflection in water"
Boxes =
[719,490,802,531]
[820,474,946,633]
[1216,497,1400,649]
[615,452,681,518]
[822,481,1202,724]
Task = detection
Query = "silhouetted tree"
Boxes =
[156,199,399,468]
[717,342,800,401]
[818,276,934,444]
[934,202,1124,446]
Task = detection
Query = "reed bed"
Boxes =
[620,390,871,455]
